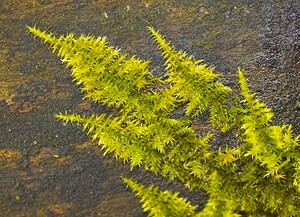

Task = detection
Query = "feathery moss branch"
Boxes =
[28,25,300,217]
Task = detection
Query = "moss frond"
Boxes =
[123,178,197,217]
[27,25,57,46]
[149,27,232,131]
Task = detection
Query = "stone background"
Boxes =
[0,0,299,216]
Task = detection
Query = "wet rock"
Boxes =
[255,1,300,73]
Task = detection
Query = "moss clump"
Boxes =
[28,25,300,217]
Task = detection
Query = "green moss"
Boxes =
[28,25,300,217]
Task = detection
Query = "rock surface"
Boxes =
[0,0,299,216]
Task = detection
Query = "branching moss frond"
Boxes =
[123,178,197,217]
[27,26,156,111]
[149,27,233,131]
[27,25,57,47]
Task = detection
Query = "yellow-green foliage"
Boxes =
[123,178,197,217]
[28,26,300,216]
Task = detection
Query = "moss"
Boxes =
[28,26,300,216]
